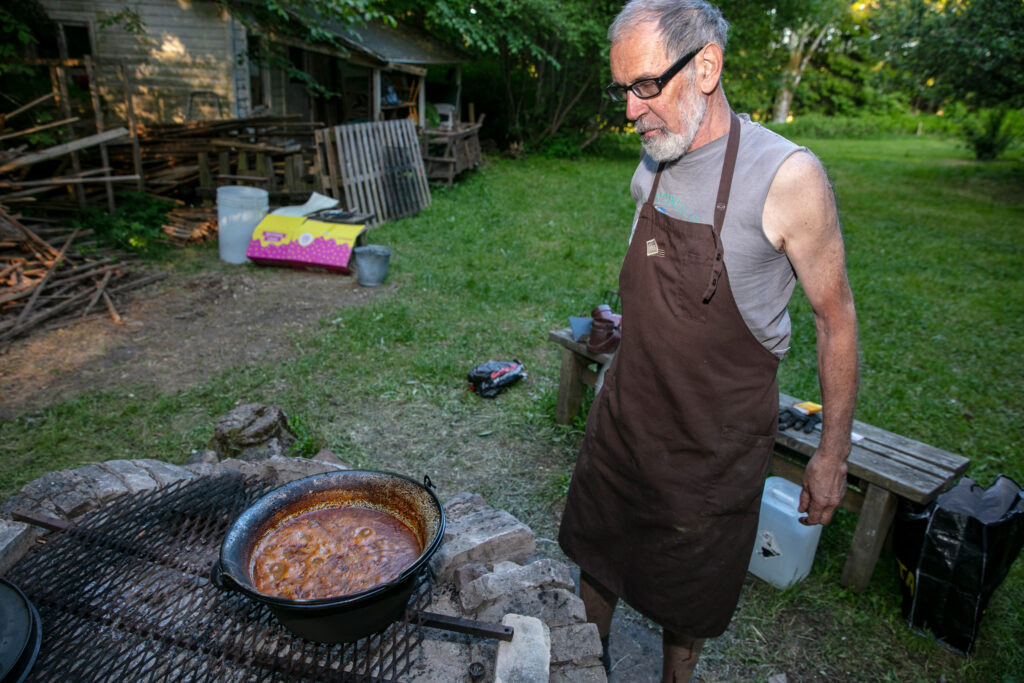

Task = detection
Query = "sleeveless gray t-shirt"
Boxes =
[629,114,804,357]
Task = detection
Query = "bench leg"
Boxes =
[840,483,898,592]
[555,348,586,425]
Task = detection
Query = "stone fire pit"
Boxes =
[0,445,606,682]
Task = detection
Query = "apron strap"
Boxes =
[647,162,667,205]
[701,111,742,303]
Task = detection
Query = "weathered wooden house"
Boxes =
[33,0,469,127]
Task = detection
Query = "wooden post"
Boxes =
[84,56,115,212]
[120,62,144,191]
[372,69,382,122]
[555,347,586,426]
[840,484,899,592]
[52,65,86,209]
[218,151,231,183]
[198,152,212,193]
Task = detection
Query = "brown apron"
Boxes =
[558,113,781,637]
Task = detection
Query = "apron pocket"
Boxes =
[701,427,774,516]
[670,251,712,323]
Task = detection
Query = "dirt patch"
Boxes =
[0,266,391,420]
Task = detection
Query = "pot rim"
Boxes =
[217,469,444,609]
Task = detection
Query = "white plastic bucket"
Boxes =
[748,476,823,588]
[217,186,268,264]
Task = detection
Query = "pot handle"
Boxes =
[423,475,435,490]
[209,559,239,592]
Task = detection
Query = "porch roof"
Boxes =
[329,20,470,66]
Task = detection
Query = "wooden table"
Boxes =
[548,327,971,591]
[420,122,483,186]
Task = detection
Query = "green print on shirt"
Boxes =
[654,191,702,222]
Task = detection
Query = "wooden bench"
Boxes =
[549,327,614,425]
[548,327,971,592]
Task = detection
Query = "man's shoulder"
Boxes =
[629,154,659,201]
[736,115,803,158]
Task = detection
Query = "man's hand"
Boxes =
[799,449,848,525]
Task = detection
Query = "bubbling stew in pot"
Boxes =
[251,506,421,600]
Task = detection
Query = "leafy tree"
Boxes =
[738,0,851,123]
[390,0,621,152]
[214,0,395,100]
[216,0,394,47]
[873,0,1024,158]
[713,1,872,122]
[874,0,1024,109]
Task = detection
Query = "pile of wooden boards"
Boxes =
[161,207,218,246]
[131,116,322,202]
[0,207,165,348]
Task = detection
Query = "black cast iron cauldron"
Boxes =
[212,470,445,643]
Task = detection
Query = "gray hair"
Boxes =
[608,0,729,58]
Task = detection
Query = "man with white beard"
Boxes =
[558,1,860,681]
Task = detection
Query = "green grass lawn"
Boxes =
[1,133,1022,680]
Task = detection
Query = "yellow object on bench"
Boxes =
[548,327,971,592]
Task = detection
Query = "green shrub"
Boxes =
[961,107,1020,161]
[763,112,960,139]
[73,192,176,255]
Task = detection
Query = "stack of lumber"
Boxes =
[0,207,165,348]
[120,115,320,200]
[162,207,217,246]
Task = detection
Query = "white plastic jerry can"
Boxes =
[748,476,824,588]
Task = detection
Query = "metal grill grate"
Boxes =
[6,472,430,682]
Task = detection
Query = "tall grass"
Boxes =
[1,134,1021,680]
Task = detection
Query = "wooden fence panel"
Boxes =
[315,118,431,227]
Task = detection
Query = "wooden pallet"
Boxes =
[314,119,431,228]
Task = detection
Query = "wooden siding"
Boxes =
[38,0,236,124]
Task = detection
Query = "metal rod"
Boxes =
[414,610,515,642]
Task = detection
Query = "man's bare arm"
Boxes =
[764,151,859,526]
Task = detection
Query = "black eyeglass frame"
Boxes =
[605,46,704,103]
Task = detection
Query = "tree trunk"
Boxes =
[773,87,795,124]
[771,21,831,123]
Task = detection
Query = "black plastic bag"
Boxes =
[467,360,526,398]
[894,474,1024,655]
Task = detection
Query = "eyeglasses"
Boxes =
[605,46,703,102]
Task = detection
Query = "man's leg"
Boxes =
[661,629,705,683]
[579,571,617,634]
[579,571,618,671]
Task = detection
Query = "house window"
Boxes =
[36,22,93,60]
[62,24,92,58]
[247,36,270,112]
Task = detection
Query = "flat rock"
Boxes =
[73,464,131,505]
[461,559,575,612]
[218,458,269,478]
[133,459,196,487]
[312,449,350,467]
[550,663,608,683]
[475,587,587,628]
[265,456,347,484]
[185,449,220,466]
[98,459,160,495]
[495,614,550,683]
[550,623,604,666]
[19,469,97,518]
[431,505,535,582]
[209,403,295,461]
[0,519,39,575]
[405,639,473,682]
[443,492,489,520]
